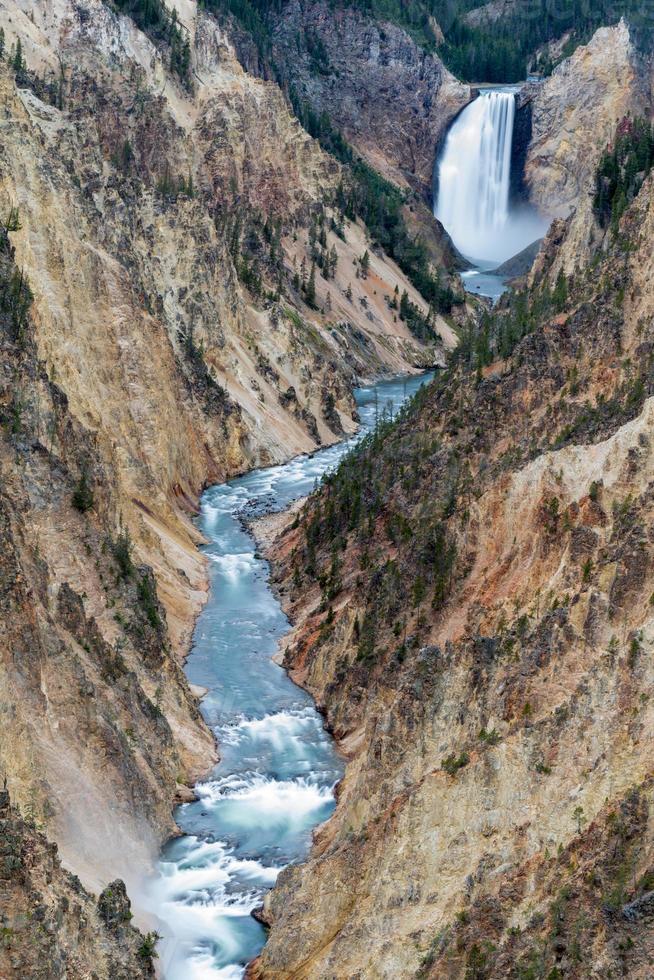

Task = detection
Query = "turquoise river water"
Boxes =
[148,372,433,979]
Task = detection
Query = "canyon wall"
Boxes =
[526,19,647,273]
[0,0,456,944]
[3,0,654,974]
[0,787,156,979]
[252,160,654,978]
[269,0,470,196]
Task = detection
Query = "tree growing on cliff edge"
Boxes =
[72,469,94,513]
[305,260,317,308]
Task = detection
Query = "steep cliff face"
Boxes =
[0,0,452,927]
[269,0,470,197]
[526,20,647,273]
[0,787,156,979]
[251,164,654,978]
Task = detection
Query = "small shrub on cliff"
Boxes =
[442,752,469,776]
[137,572,161,629]
[589,481,601,503]
[112,528,133,579]
[72,469,94,513]
[138,930,161,960]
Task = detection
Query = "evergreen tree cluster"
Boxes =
[3,31,65,107]
[308,213,339,281]
[294,381,458,663]
[111,0,191,84]
[293,99,456,316]
[200,0,283,64]
[0,218,32,348]
[213,0,654,85]
[221,207,286,303]
[397,288,441,343]
[594,117,654,232]
[455,269,570,375]
[194,4,457,324]
[341,0,654,83]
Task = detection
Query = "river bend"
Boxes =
[150,372,433,979]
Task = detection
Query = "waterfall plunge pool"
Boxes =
[146,372,434,979]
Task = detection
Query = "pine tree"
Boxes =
[328,244,338,279]
[306,261,317,308]
[12,38,26,80]
[72,469,94,513]
[360,250,370,279]
[553,270,568,311]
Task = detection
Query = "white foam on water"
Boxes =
[157,838,280,907]
[197,773,333,826]
[209,553,258,582]
[174,955,244,980]
[149,373,430,977]
[151,837,283,980]
[215,707,319,750]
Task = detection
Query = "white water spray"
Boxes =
[435,89,547,267]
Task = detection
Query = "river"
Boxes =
[148,371,434,979]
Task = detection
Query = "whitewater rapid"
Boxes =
[147,373,433,979]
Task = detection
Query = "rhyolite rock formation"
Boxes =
[0,787,155,978]
[250,157,654,979]
[0,0,457,957]
[270,0,470,196]
[2,0,654,975]
[526,20,647,273]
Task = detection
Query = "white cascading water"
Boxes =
[435,89,547,268]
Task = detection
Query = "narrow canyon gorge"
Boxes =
[0,1,653,978]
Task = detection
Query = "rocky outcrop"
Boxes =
[270,0,470,196]
[464,0,528,28]
[526,20,647,273]
[0,787,155,978]
[251,164,654,978]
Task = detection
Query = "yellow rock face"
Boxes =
[0,0,451,905]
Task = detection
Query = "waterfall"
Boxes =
[435,90,545,267]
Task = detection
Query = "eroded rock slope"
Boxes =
[253,149,654,979]
[0,0,456,943]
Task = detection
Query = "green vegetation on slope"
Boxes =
[295,381,458,663]
[341,0,654,82]
[0,216,32,348]
[108,0,191,83]
[438,0,654,83]
[212,0,654,83]
[293,99,457,317]
[594,117,654,231]
[198,6,459,322]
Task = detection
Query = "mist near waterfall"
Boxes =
[435,90,549,268]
